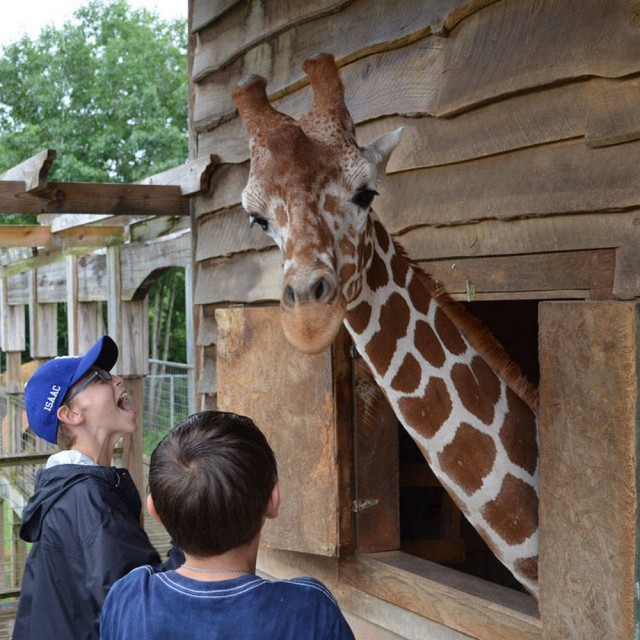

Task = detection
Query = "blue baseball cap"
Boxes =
[24,336,119,444]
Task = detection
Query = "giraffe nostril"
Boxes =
[284,285,296,305]
[312,278,326,301]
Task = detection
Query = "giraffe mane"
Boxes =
[394,240,540,412]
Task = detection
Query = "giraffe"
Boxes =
[231,53,539,598]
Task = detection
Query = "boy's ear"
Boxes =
[265,483,280,520]
[56,403,83,427]
[146,494,163,525]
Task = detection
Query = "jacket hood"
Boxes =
[20,464,124,542]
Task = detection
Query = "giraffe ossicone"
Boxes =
[232,53,540,599]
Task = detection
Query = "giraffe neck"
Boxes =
[344,218,540,597]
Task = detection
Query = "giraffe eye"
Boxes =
[249,215,269,232]
[351,188,378,209]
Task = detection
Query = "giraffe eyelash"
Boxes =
[351,188,378,209]
[249,215,269,231]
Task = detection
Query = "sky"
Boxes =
[0,0,187,48]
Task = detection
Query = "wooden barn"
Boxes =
[0,0,638,638]
[188,1,639,639]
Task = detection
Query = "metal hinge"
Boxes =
[352,498,380,512]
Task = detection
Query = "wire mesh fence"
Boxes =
[143,359,194,455]
[0,361,193,638]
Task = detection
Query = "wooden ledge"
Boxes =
[340,551,540,640]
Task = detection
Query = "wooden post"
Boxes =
[28,270,57,361]
[77,302,104,353]
[9,506,25,588]
[1,279,26,454]
[66,255,79,355]
[0,498,5,587]
[120,299,149,494]
[107,245,122,362]
[185,264,195,415]
[539,301,639,639]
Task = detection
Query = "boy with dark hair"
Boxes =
[12,336,181,640]
[100,410,355,640]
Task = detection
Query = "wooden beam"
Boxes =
[0,149,56,190]
[0,244,109,279]
[136,154,219,196]
[35,182,190,216]
[0,224,51,247]
[0,181,188,215]
[0,224,124,248]
[340,552,540,640]
[539,301,639,639]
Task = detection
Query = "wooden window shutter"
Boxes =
[216,306,353,557]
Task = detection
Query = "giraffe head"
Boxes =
[232,54,402,354]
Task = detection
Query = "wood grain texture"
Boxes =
[216,306,343,556]
[120,230,191,301]
[398,212,640,301]
[585,77,640,148]
[437,0,640,116]
[193,249,282,305]
[420,249,616,299]
[191,0,241,33]
[375,138,640,232]
[196,73,639,173]
[354,358,400,553]
[0,149,55,190]
[341,552,540,640]
[193,162,249,216]
[538,302,639,639]
[196,208,272,262]
[193,36,443,132]
[192,0,354,80]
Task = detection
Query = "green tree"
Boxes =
[0,0,189,367]
[0,0,187,182]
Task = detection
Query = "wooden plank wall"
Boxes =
[189,0,640,637]
[191,0,640,395]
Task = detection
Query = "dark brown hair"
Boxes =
[149,411,278,557]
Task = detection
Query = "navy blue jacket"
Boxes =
[12,464,181,640]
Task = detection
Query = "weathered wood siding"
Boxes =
[191,0,640,358]
[189,0,640,637]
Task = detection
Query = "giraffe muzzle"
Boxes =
[280,273,346,354]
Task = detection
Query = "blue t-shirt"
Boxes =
[100,566,355,639]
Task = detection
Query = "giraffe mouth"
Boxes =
[280,296,346,354]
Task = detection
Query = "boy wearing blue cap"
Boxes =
[12,336,182,640]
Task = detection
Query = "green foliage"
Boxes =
[148,267,187,362]
[0,0,188,183]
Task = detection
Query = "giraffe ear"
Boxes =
[362,127,403,179]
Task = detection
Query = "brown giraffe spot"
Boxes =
[481,474,538,545]
[339,263,356,287]
[274,203,288,230]
[407,272,431,316]
[500,389,538,476]
[415,319,446,368]
[374,219,389,253]
[391,251,409,289]
[451,357,501,425]
[348,300,372,334]
[366,249,388,292]
[514,556,538,585]
[435,306,467,355]
[438,423,497,496]
[398,376,451,438]
[366,292,409,375]
[391,353,421,394]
